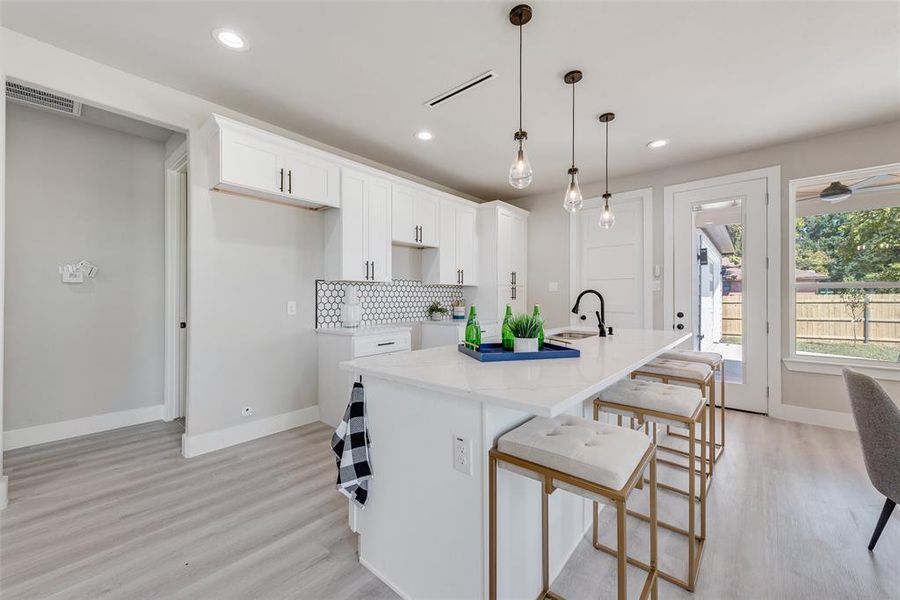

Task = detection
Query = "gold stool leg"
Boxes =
[489,455,497,600]
[649,453,659,600]
[719,362,726,452]
[705,380,715,480]
[541,477,550,597]
[616,499,628,600]
[688,422,697,591]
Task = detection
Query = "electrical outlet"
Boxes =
[241,406,253,417]
[453,435,472,475]
[548,281,559,292]
[287,300,297,316]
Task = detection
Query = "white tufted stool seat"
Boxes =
[659,350,727,458]
[498,414,652,491]
[637,357,712,380]
[599,379,704,430]
[659,350,722,367]
[489,414,659,600]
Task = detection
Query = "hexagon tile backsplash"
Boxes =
[315,280,463,327]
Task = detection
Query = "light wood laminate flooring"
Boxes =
[1,412,898,599]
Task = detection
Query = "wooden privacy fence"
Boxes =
[722,292,900,344]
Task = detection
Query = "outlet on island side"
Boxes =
[453,435,472,476]
[242,406,253,417]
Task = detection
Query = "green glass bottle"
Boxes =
[501,304,514,351]
[533,304,544,350]
[464,305,481,350]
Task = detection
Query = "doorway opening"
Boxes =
[4,80,189,449]
[664,167,781,415]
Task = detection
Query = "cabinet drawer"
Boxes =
[353,331,411,358]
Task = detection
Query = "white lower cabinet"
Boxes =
[423,200,477,286]
[420,321,500,349]
[324,169,392,282]
[317,328,412,428]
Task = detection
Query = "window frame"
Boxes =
[786,162,900,379]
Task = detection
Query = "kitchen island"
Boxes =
[339,327,689,600]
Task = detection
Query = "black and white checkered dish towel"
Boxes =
[331,382,373,508]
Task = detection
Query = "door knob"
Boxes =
[676,311,684,318]
[676,324,685,330]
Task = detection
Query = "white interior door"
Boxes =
[571,190,651,329]
[672,178,768,413]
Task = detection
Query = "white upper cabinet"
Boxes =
[391,184,440,248]
[324,169,393,283]
[423,200,477,286]
[472,201,530,323]
[204,114,340,209]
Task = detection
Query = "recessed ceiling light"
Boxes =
[415,130,433,141]
[212,28,248,51]
[646,139,669,149]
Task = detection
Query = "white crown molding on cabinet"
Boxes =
[182,405,320,458]
[3,404,165,451]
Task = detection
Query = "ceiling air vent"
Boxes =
[424,70,497,108]
[6,81,83,117]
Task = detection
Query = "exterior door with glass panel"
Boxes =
[673,179,768,413]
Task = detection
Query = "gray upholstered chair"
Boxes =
[842,368,900,550]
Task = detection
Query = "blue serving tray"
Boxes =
[458,342,580,362]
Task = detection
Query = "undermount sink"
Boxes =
[549,331,596,340]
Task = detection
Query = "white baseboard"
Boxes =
[770,403,856,431]
[3,404,165,450]
[181,405,320,458]
[360,557,412,600]
[0,476,8,510]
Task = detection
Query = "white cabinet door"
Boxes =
[366,177,392,282]
[220,130,283,194]
[497,209,526,286]
[282,148,340,208]
[456,206,477,286]
[416,192,440,247]
[340,170,368,281]
[391,184,417,245]
[498,285,526,319]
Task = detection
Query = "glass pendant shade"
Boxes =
[563,168,583,213]
[508,134,533,189]
[598,195,615,229]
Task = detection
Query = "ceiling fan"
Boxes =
[799,173,900,203]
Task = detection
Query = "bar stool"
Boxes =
[489,415,658,600]
[594,378,707,591]
[631,357,716,478]
[659,350,726,462]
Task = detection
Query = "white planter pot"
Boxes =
[430,314,445,321]
[513,337,539,353]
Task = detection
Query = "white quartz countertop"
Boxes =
[340,327,690,417]
[316,325,412,337]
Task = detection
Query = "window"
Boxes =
[789,165,900,365]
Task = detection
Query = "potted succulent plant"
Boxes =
[507,313,543,353]
[426,301,449,321]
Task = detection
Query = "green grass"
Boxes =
[796,340,900,362]
[720,335,899,362]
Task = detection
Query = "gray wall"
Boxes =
[4,102,165,430]
[511,119,900,414]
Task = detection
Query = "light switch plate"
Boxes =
[453,435,472,475]
[287,300,297,316]
[548,281,559,292]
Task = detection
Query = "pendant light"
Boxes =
[563,70,583,213]
[508,4,533,189]
[597,112,616,228]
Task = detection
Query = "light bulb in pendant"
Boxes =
[563,167,583,213]
[598,194,615,229]
[508,131,533,189]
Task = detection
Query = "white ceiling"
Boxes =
[3,1,898,201]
